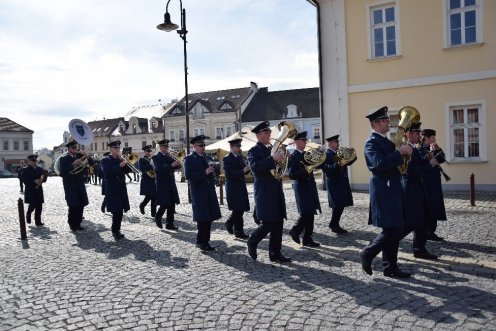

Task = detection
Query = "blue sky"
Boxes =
[0,0,318,149]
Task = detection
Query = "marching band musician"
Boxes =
[397,123,438,260]
[420,129,447,242]
[184,135,221,251]
[59,140,92,232]
[100,140,132,240]
[138,145,157,218]
[360,107,413,278]
[288,131,321,247]
[246,121,291,262]
[320,134,355,234]
[99,152,110,213]
[16,160,26,193]
[152,139,181,230]
[23,154,45,226]
[222,138,250,239]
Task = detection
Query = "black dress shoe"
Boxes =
[225,220,234,234]
[75,226,84,231]
[383,269,411,278]
[330,226,348,234]
[247,242,257,260]
[235,233,250,240]
[199,244,216,251]
[269,254,291,263]
[139,203,145,215]
[26,216,31,224]
[359,251,373,275]
[112,232,125,240]
[427,233,445,242]
[151,211,156,218]
[302,241,320,247]
[165,223,178,230]
[155,219,163,229]
[35,222,45,227]
[289,229,301,244]
[414,251,438,260]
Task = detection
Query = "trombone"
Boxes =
[119,150,141,174]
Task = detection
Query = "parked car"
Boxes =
[0,169,15,178]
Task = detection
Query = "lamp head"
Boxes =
[157,12,179,31]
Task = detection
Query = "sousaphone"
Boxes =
[54,119,94,175]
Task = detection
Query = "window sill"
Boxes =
[367,54,402,62]
[448,158,487,164]
[443,42,484,51]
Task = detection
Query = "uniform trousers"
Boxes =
[19,179,24,192]
[329,207,344,228]
[155,204,175,224]
[291,213,315,243]
[398,226,428,253]
[141,195,157,216]
[248,220,283,257]
[68,206,84,229]
[111,211,124,233]
[26,203,43,224]
[196,221,212,246]
[361,227,404,272]
[227,210,246,235]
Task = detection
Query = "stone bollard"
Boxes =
[18,198,27,241]
[470,173,475,206]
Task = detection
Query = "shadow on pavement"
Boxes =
[72,221,188,269]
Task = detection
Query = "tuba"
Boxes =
[301,144,327,174]
[54,119,94,175]
[270,121,297,180]
[334,147,357,167]
[394,106,420,175]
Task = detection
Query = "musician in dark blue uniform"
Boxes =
[59,140,91,231]
[152,139,181,230]
[100,140,132,240]
[222,138,250,239]
[420,129,447,242]
[320,134,355,234]
[288,131,321,247]
[246,121,291,263]
[398,123,438,260]
[138,145,156,218]
[16,160,26,193]
[99,152,109,213]
[23,155,45,226]
[184,135,221,251]
[359,107,413,278]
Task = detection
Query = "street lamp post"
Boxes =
[157,0,190,154]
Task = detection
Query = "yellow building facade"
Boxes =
[313,0,495,190]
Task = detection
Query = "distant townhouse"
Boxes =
[0,117,33,172]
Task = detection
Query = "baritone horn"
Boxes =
[394,106,420,175]
[271,121,297,179]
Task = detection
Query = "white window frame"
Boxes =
[215,127,223,139]
[225,126,233,137]
[445,100,486,162]
[443,0,483,48]
[312,127,321,140]
[367,1,400,59]
[194,128,205,137]
[169,130,176,142]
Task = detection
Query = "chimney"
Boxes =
[250,81,258,92]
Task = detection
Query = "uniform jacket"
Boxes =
[138,157,156,197]
[98,162,105,195]
[222,152,250,212]
[23,165,44,204]
[152,152,180,206]
[59,153,89,208]
[184,152,221,223]
[420,144,447,221]
[364,132,405,228]
[100,155,131,213]
[320,149,354,209]
[248,142,287,222]
[288,149,321,215]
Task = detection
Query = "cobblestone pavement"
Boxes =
[1,176,495,330]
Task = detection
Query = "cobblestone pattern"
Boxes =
[1,177,495,330]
